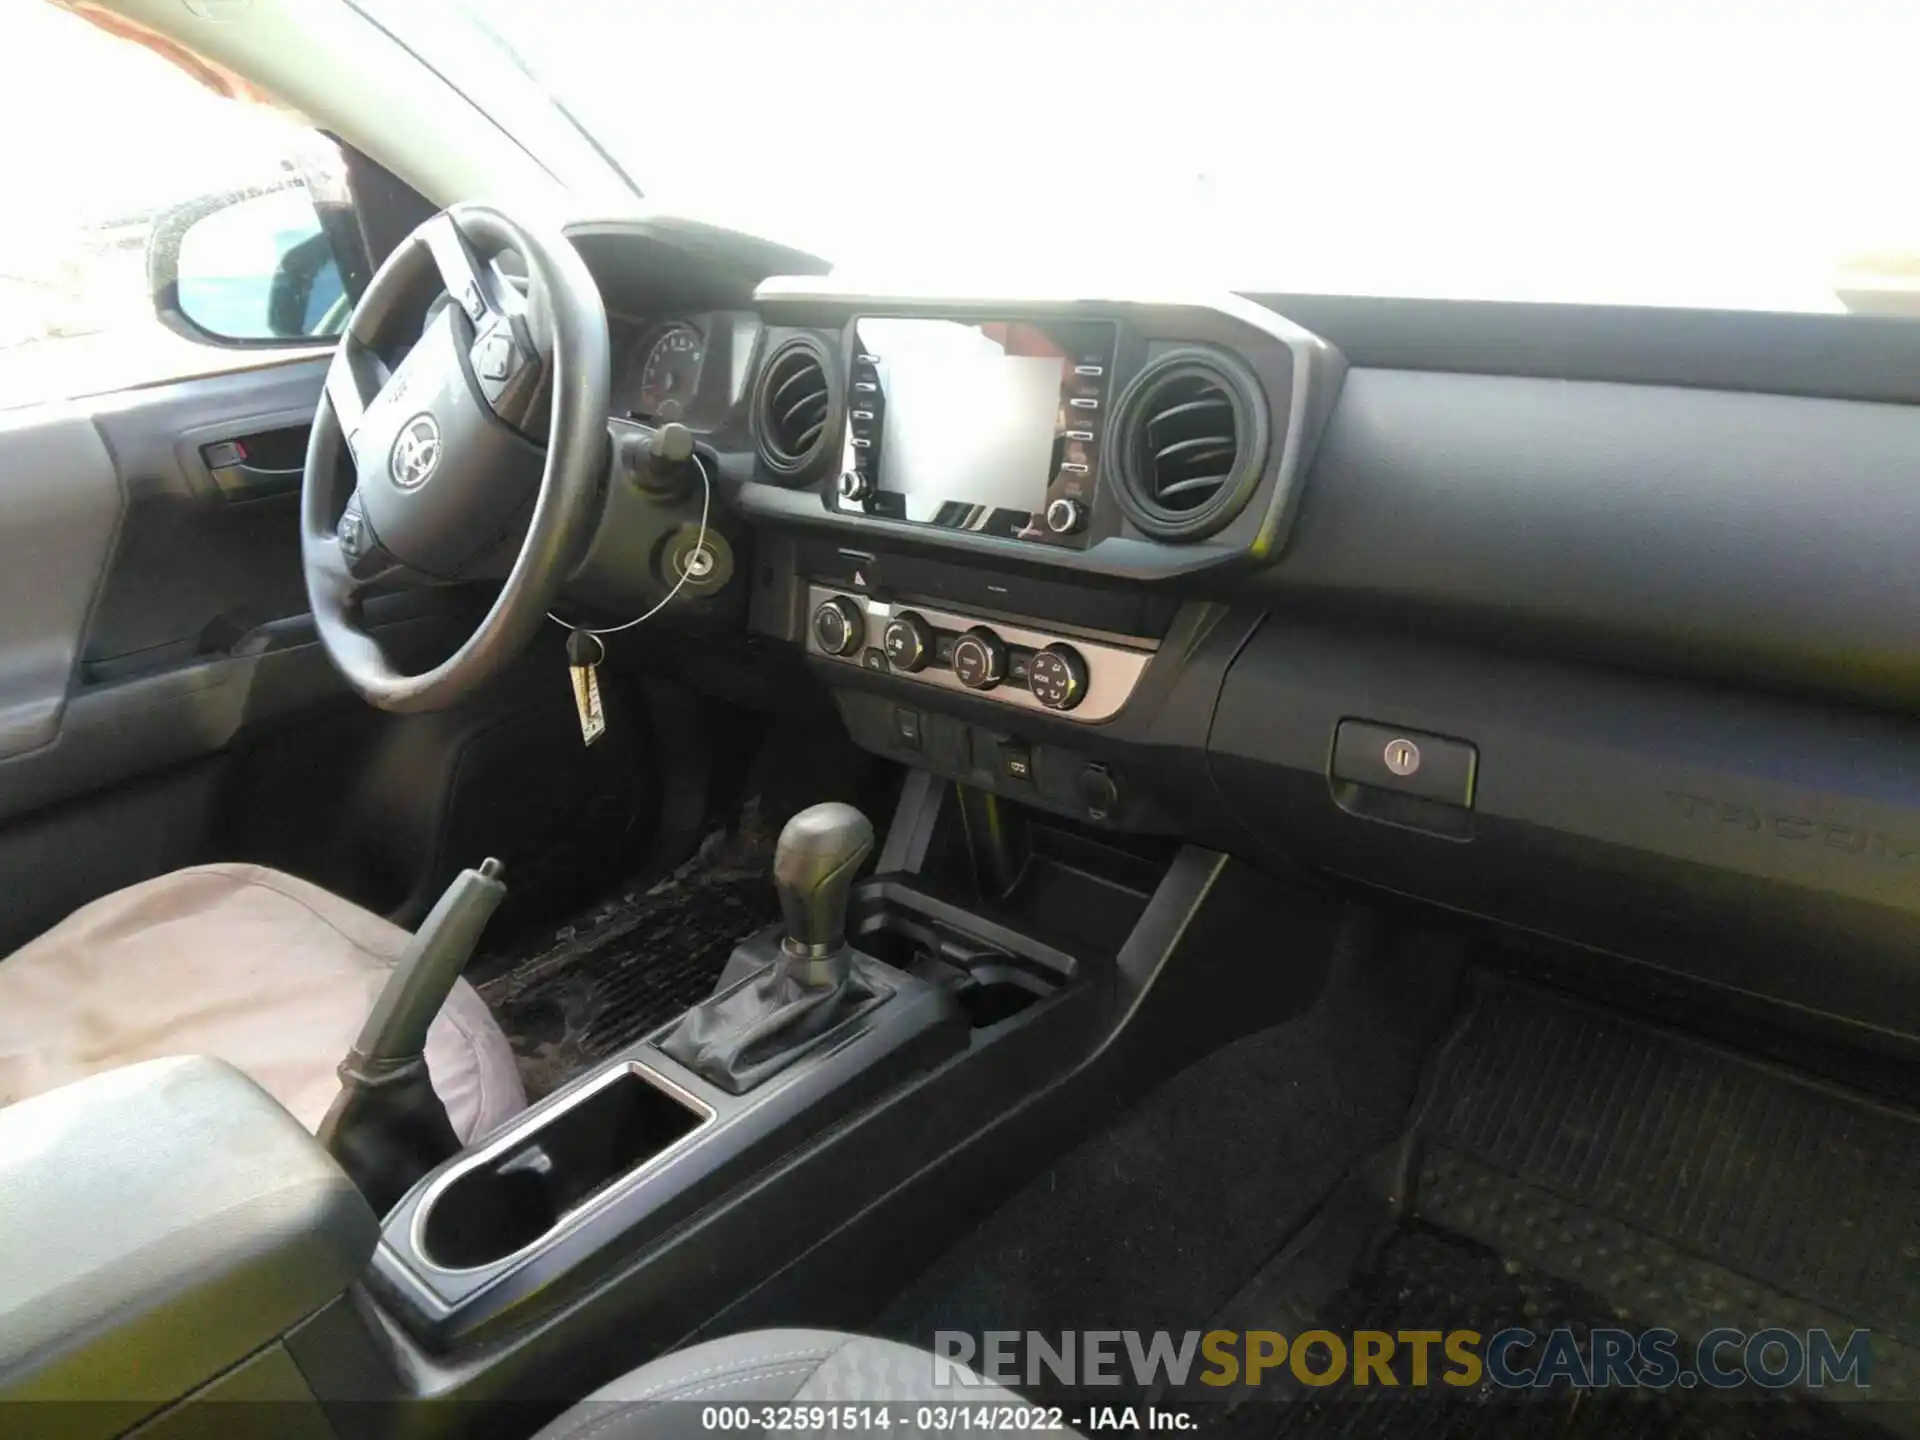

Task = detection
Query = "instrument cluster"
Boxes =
[609,311,761,430]
[612,318,707,423]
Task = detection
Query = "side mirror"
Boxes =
[147,183,364,346]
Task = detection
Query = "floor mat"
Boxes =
[1197,976,1920,1434]
[1203,1224,1891,1440]
[1416,978,1920,1347]
[474,809,781,1099]
[882,966,1918,1434]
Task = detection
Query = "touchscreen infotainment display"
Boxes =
[839,317,1114,541]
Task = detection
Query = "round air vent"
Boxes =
[1109,349,1270,541]
[753,336,836,481]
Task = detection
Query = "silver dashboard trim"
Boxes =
[748,281,1343,573]
[805,584,1154,724]
[751,277,1336,352]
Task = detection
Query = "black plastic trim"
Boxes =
[1270,367,1920,711]
[1208,615,1920,1042]
[752,333,838,481]
[1109,347,1271,541]
[1242,291,1920,405]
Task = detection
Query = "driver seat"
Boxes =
[0,863,527,1142]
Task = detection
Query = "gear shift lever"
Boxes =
[774,802,873,969]
[658,803,885,1093]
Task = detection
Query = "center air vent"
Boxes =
[1110,350,1270,541]
[754,336,835,480]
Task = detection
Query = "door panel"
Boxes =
[0,357,338,822]
[85,359,326,675]
[0,355,360,943]
[0,352,651,958]
[0,412,121,758]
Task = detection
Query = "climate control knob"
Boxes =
[1044,497,1088,536]
[950,627,1008,690]
[1027,644,1089,711]
[812,596,865,656]
[881,610,934,672]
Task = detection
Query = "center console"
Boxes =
[731,284,1346,837]
[362,791,1147,1351]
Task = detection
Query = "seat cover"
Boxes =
[0,863,525,1141]
[533,1329,1068,1440]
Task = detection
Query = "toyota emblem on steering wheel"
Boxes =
[390,414,442,490]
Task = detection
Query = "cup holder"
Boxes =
[851,907,1067,1031]
[417,1063,710,1271]
[952,964,1051,1029]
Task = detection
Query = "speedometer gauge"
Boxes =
[635,323,704,421]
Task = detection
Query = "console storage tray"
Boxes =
[418,1063,711,1270]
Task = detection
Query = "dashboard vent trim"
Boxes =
[1110,349,1270,541]
[754,335,836,481]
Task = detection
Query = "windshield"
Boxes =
[449,0,1916,315]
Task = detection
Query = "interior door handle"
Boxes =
[200,434,307,501]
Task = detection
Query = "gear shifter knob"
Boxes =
[774,802,874,961]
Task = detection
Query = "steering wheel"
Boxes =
[301,204,610,712]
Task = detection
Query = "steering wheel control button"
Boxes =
[1027,644,1090,711]
[337,501,372,561]
[458,280,487,323]
[812,596,866,656]
[839,470,871,502]
[881,611,933,672]
[475,329,515,381]
[1332,720,1478,809]
[1044,497,1088,536]
[951,628,1008,691]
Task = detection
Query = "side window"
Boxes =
[0,4,364,413]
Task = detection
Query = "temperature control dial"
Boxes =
[951,628,1008,690]
[812,596,865,656]
[882,610,933,672]
[1027,644,1089,711]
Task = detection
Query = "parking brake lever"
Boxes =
[318,859,507,1214]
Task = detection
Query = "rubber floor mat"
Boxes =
[1193,977,1919,1436]
[1418,978,1920,1347]
[475,814,780,1099]
[1206,1225,1890,1440]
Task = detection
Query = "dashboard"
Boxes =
[556,217,1920,1056]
